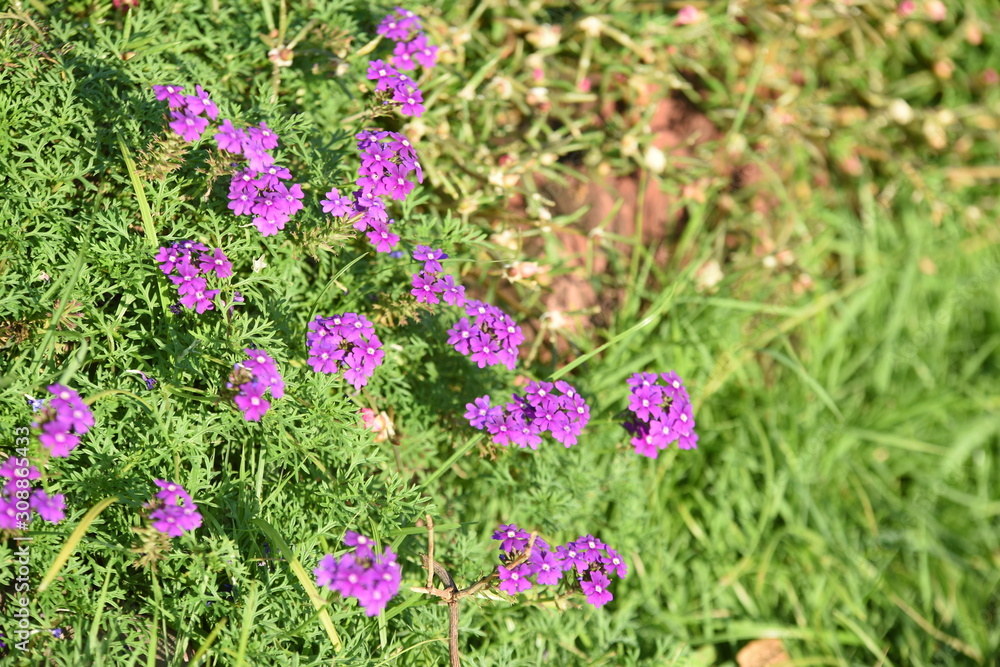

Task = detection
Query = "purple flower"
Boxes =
[628,385,663,422]
[152,85,186,108]
[229,349,284,421]
[321,188,353,216]
[661,371,690,400]
[344,530,376,559]
[411,35,439,69]
[578,534,606,562]
[314,533,401,616]
[410,271,442,304]
[47,383,94,434]
[471,380,589,450]
[524,381,554,407]
[148,480,201,537]
[215,119,248,153]
[580,571,613,607]
[555,541,590,573]
[447,300,523,371]
[381,164,416,201]
[435,274,465,306]
[248,122,279,150]
[170,260,205,294]
[623,371,698,457]
[183,85,219,119]
[413,246,448,273]
[493,523,530,552]
[394,87,425,116]
[377,9,420,41]
[154,245,183,274]
[367,225,400,253]
[152,479,189,505]
[25,394,46,412]
[156,244,231,313]
[601,549,628,579]
[233,382,270,421]
[367,59,400,92]
[314,554,338,589]
[179,288,219,313]
[0,499,19,530]
[0,498,20,530]
[307,314,383,390]
[150,506,201,536]
[533,550,564,585]
[30,490,66,523]
[198,248,233,279]
[169,109,209,142]
[37,421,79,457]
[0,456,41,481]
[465,396,501,430]
[391,39,418,71]
[337,130,423,251]
[498,564,533,594]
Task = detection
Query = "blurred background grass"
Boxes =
[414,1,1000,664]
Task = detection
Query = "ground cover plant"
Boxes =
[1,0,999,665]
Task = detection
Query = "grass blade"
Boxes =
[118,135,157,247]
[38,496,118,593]
[252,518,343,653]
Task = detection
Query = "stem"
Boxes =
[426,515,435,589]
[448,601,460,667]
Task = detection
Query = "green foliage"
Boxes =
[1,0,999,665]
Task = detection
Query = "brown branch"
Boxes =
[448,600,460,667]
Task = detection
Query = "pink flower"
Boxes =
[925,0,945,22]
[674,5,702,26]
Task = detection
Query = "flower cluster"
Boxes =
[622,371,699,457]
[147,480,202,537]
[369,7,438,118]
[152,84,305,238]
[155,241,232,313]
[222,134,305,236]
[306,314,384,390]
[493,524,563,594]
[447,299,525,371]
[215,120,279,172]
[491,525,625,607]
[410,246,465,305]
[466,380,590,449]
[226,165,304,236]
[314,531,402,616]
[322,130,423,253]
[153,85,219,142]
[217,122,305,236]
[0,456,66,529]
[556,534,627,607]
[31,384,94,458]
[227,349,285,421]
